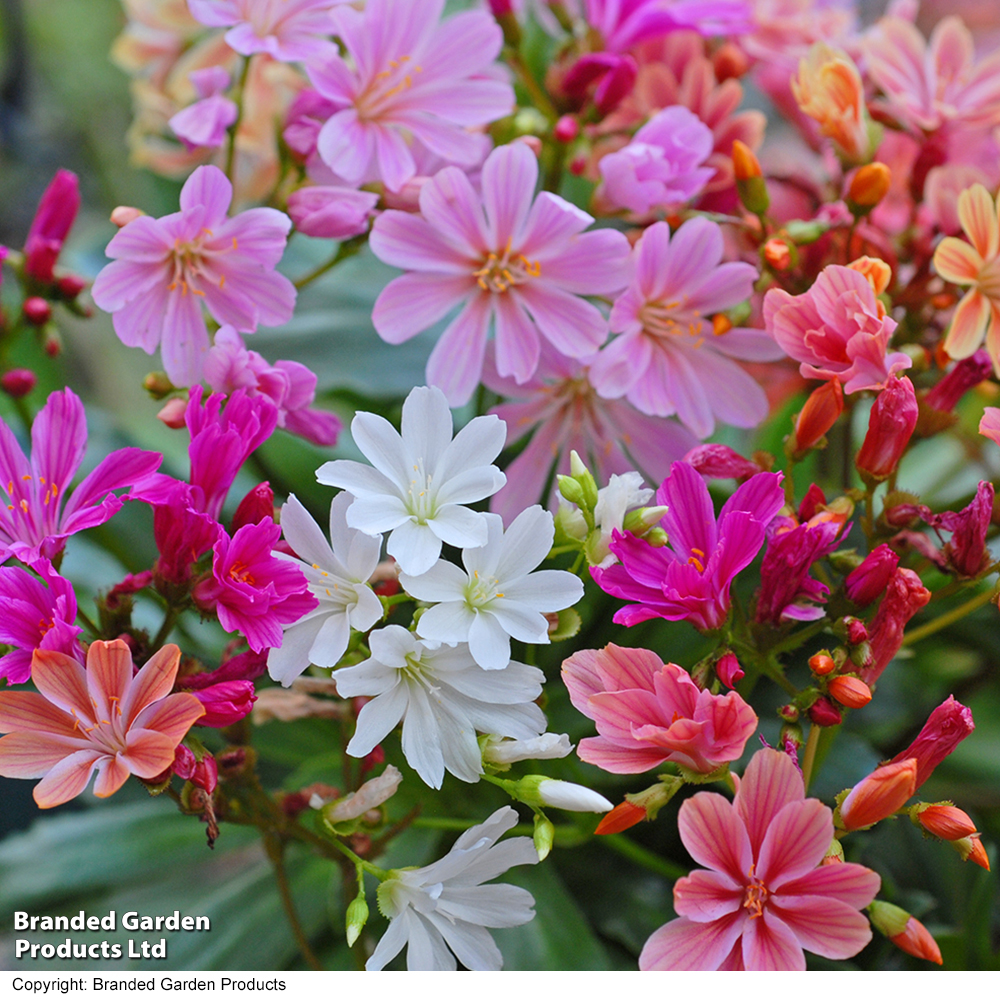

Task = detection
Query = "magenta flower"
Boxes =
[24,169,80,284]
[887,695,975,789]
[370,142,632,405]
[861,567,931,687]
[592,461,784,631]
[0,640,205,808]
[193,519,318,653]
[169,67,238,150]
[640,748,880,970]
[845,543,899,607]
[598,106,715,214]
[0,561,82,686]
[482,342,696,522]
[92,166,296,387]
[763,265,911,393]
[0,388,161,566]
[308,0,513,192]
[562,643,757,774]
[204,327,341,447]
[187,0,343,61]
[921,481,994,578]
[562,52,638,117]
[185,680,257,727]
[144,480,221,587]
[585,0,750,53]
[590,220,779,439]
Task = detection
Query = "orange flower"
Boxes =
[792,44,870,161]
[915,803,977,841]
[839,758,918,830]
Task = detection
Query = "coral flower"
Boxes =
[932,184,1000,371]
[92,165,296,386]
[370,142,631,405]
[561,644,757,774]
[0,640,205,808]
[640,748,880,971]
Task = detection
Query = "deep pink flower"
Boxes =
[482,342,696,521]
[203,327,341,447]
[144,480,221,587]
[0,388,161,565]
[923,350,992,414]
[597,106,714,214]
[193,519,318,653]
[0,561,82,686]
[0,640,204,808]
[92,166,296,386]
[186,680,257,727]
[24,170,80,284]
[168,67,238,149]
[639,748,880,971]
[921,481,994,578]
[231,482,275,533]
[764,265,911,393]
[590,219,779,438]
[716,651,744,689]
[562,643,757,774]
[172,744,218,793]
[845,543,899,607]
[683,444,763,482]
[860,567,931,687]
[592,462,784,631]
[187,0,342,61]
[887,695,975,788]
[308,0,513,192]
[562,53,638,117]
[370,142,631,405]
[855,376,918,482]
[585,0,751,53]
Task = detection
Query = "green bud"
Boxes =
[557,474,587,508]
[827,548,862,573]
[823,838,845,864]
[345,892,369,947]
[735,176,770,217]
[783,219,830,244]
[569,451,599,511]
[868,900,911,939]
[554,502,588,542]
[644,527,669,547]
[533,813,555,861]
[622,505,669,535]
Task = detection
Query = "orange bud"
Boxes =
[839,758,918,830]
[931,292,958,311]
[792,379,843,455]
[848,163,891,208]
[595,799,646,835]
[890,917,943,966]
[961,836,991,870]
[764,238,792,271]
[713,43,749,81]
[847,255,892,295]
[828,675,872,709]
[916,804,977,841]
[732,140,762,180]
[809,651,836,676]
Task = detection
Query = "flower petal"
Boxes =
[639,913,746,971]
[957,183,999,260]
[768,895,874,960]
[678,792,752,884]
[944,289,990,359]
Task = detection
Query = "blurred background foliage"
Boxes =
[0,0,997,973]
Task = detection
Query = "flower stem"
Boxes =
[151,605,180,649]
[901,584,998,647]
[224,56,253,185]
[600,834,688,881]
[263,834,324,971]
[294,235,366,290]
[801,721,822,793]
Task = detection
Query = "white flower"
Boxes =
[482,733,574,766]
[590,472,656,568]
[320,765,403,821]
[316,385,506,576]
[400,506,585,670]
[536,779,613,813]
[335,626,546,789]
[368,806,538,971]
[267,493,383,687]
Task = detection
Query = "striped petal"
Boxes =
[674,869,744,922]
[933,237,983,285]
[678,792,752,884]
[944,289,990,359]
[30,650,93,721]
[957,184,999,260]
[742,908,805,970]
[121,644,181,727]
[93,754,132,798]
[768,895,873,960]
[757,799,833,888]
[0,731,84,778]
[734,747,804,856]
[86,640,134,724]
[777,862,881,908]
[32,749,102,808]
[0,691,79,739]
[639,913,746,971]
[132,693,205,745]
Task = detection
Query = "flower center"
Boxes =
[229,560,256,585]
[357,55,424,119]
[743,864,769,919]
[400,652,442,699]
[686,547,707,573]
[405,460,436,523]
[466,570,503,607]
[169,230,235,298]
[473,239,542,294]
[71,697,127,755]
[638,298,704,343]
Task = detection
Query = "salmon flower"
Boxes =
[932,184,1000,373]
[0,640,204,808]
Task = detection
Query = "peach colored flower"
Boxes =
[0,640,204,808]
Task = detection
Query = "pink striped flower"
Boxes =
[562,643,757,774]
[0,640,204,808]
[370,142,631,405]
[92,166,296,387]
[640,748,880,971]
[308,0,513,193]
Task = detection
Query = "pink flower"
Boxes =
[308,0,513,192]
[169,67,238,149]
[585,0,751,53]
[764,264,911,393]
[0,640,205,808]
[860,567,931,687]
[92,166,296,386]
[864,16,1000,134]
[597,106,715,214]
[145,481,221,587]
[193,519,318,653]
[24,170,80,284]
[921,481,994,578]
[0,561,82,686]
[562,53,638,117]
[0,388,161,566]
[482,342,696,522]
[592,462,784,631]
[639,748,880,970]
[185,680,257,727]
[286,185,378,241]
[204,327,341,447]
[845,543,899,607]
[980,406,1000,445]
[187,0,343,62]
[562,643,757,774]
[887,695,975,788]
[683,444,763,482]
[590,220,777,438]
[370,142,632,405]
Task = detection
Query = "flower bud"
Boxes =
[841,616,869,645]
[839,758,918,830]
[950,836,990,870]
[0,368,36,398]
[557,474,587,508]
[595,776,684,834]
[855,376,918,483]
[847,163,891,209]
[232,482,275,531]
[913,803,977,841]
[345,892,369,948]
[923,350,992,416]
[828,675,872,709]
[808,696,842,727]
[847,255,892,295]
[595,799,647,835]
[535,778,612,813]
[845,544,899,606]
[554,115,579,143]
[789,379,843,457]
[110,206,144,228]
[143,371,175,399]
[324,766,403,824]
[42,327,62,357]
[713,42,748,81]
[869,902,942,964]
[533,813,555,861]
[822,839,845,865]
[683,444,762,481]
[763,238,792,271]
[778,703,800,723]
[716,651,744,689]
[887,696,975,788]
[188,680,257,727]
[157,397,188,428]
[622,505,669,536]
[25,169,80,282]
[809,651,836,676]
[569,450,599,510]
[56,274,86,299]
[733,141,769,215]
[22,297,52,326]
